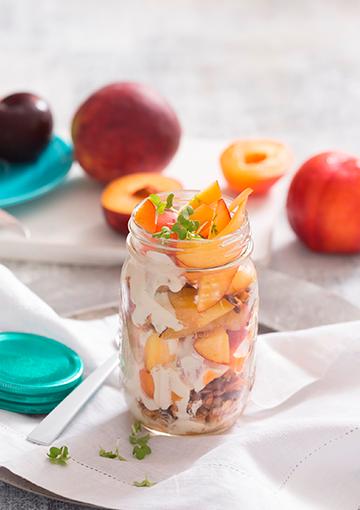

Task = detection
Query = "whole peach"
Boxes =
[286,151,360,253]
[72,82,181,182]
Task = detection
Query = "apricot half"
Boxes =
[221,139,292,195]
[101,172,182,234]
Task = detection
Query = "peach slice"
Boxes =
[139,368,155,398]
[227,267,256,294]
[177,190,251,269]
[194,327,230,364]
[221,139,292,195]
[101,172,182,234]
[171,391,182,402]
[144,332,173,371]
[156,210,178,232]
[161,287,234,339]
[190,203,215,238]
[229,188,253,213]
[188,181,222,209]
[214,189,252,238]
[134,199,157,233]
[197,267,237,312]
[203,369,221,386]
[208,199,231,239]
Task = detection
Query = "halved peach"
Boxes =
[221,139,292,195]
[208,199,231,239]
[194,327,230,364]
[161,287,234,339]
[144,332,173,371]
[197,267,237,312]
[188,181,221,209]
[102,172,182,234]
[189,203,215,238]
[139,368,155,398]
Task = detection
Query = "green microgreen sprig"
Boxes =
[152,205,201,240]
[149,193,174,215]
[129,421,152,460]
[133,476,156,487]
[47,445,70,466]
[99,447,127,461]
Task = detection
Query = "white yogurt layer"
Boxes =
[127,252,185,334]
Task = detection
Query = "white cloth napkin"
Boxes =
[0,264,359,510]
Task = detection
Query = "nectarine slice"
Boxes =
[203,369,221,386]
[171,391,182,402]
[102,172,182,234]
[144,332,173,371]
[221,139,292,195]
[139,368,155,398]
[197,267,237,312]
[134,199,157,233]
[194,327,230,364]
[189,203,215,238]
[227,267,255,294]
[188,181,221,209]
[215,189,252,238]
[208,199,231,239]
[229,188,253,213]
[161,287,234,339]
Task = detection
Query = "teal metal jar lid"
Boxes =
[0,398,60,415]
[0,332,83,397]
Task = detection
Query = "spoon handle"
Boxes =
[0,209,30,238]
[27,352,119,445]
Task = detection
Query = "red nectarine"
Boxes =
[72,82,181,182]
[287,151,360,253]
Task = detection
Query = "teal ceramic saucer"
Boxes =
[0,332,83,414]
[0,135,73,208]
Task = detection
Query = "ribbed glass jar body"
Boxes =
[120,191,258,435]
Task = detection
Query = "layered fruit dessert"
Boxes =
[120,182,258,434]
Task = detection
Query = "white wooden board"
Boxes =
[0,138,285,265]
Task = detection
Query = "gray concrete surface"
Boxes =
[1,0,360,508]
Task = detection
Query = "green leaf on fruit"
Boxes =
[149,193,174,215]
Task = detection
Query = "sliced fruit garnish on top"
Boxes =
[161,286,234,339]
[208,198,231,239]
[196,267,237,312]
[188,181,222,209]
[144,332,174,371]
[189,203,215,238]
[229,187,253,213]
[215,188,252,238]
[194,327,230,364]
[134,198,157,233]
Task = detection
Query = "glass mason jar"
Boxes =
[120,191,258,435]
